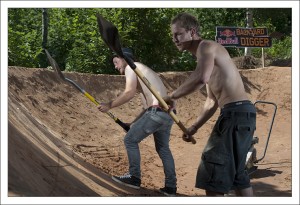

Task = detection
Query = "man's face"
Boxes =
[171,23,193,51]
[113,57,127,75]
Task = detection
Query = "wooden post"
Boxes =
[244,8,253,56]
[261,48,265,68]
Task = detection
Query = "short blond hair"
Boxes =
[171,12,200,36]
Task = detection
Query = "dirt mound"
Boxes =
[7,66,292,198]
[233,56,292,69]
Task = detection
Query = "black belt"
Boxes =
[147,106,177,114]
[222,100,252,109]
[221,111,256,118]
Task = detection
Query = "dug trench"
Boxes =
[7,66,291,197]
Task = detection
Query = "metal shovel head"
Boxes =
[96,13,124,58]
[44,49,65,80]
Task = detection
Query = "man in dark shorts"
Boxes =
[164,13,256,196]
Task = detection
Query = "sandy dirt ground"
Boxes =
[6,66,292,201]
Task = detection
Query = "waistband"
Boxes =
[222,100,252,109]
[221,100,255,118]
[221,111,256,118]
[147,106,177,114]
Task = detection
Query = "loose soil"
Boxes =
[6,66,292,200]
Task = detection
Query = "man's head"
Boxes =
[112,48,135,75]
[171,13,200,51]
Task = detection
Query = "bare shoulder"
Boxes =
[198,39,220,52]
[200,39,219,45]
[135,62,149,67]
[125,65,136,77]
[134,62,150,70]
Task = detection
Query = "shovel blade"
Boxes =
[44,49,65,80]
[96,13,124,58]
[96,14,136,69]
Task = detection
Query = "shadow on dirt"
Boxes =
[252,181,292,196]
[248,167,291,196]
[240,73,262,95]
[249,168,283,179]
[8,96,161,197]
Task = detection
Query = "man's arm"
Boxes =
[187,84,218,135]
[98,68,137,112]
[171,41,215,100]
[193,85,218,129]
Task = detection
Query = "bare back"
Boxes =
[199,40,248,108]
[132,62,168,107]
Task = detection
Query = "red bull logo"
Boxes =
[216,37,239,45]
[216,26,271,48]
[219,29,236,37]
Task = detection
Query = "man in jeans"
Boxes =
[98,48,177,196]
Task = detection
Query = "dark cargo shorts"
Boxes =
[195,100,256,194]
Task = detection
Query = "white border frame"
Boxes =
[1,1,299,205]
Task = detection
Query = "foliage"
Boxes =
[251,36,292,60]
[8,8,292,73]
[8,8,43,67]
[268,36,292,60]
[253,8,292,35]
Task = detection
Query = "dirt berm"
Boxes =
[7,66,291,197]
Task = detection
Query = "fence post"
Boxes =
[261,48,265,68]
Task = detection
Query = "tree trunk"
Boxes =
[42,8,48,48]
[244,8,253,56]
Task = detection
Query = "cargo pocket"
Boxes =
[197,151,228,185]
[236,123,255,135]
[236,124,255,150]
[236,123,255,146]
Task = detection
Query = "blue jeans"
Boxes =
[124,107,177,188]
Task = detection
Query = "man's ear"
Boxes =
[190,27,196,37]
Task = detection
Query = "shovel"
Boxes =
[44,49,130,132]
[96,14,196,144]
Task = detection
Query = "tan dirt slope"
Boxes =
[7,66,291,197]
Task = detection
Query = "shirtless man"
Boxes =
[165,13,256,196]
[98,48,177,196]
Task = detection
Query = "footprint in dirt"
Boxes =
[73,144,124,159]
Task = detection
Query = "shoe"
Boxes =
[112,173,141,189]
[159,187,177,196]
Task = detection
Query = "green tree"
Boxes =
[8,8,43,67]
[8,8,292,73]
